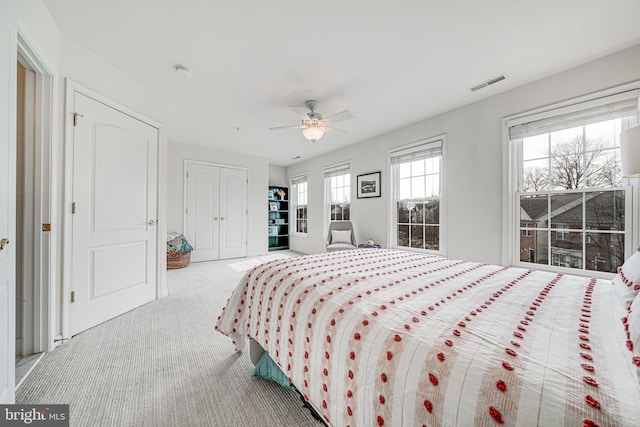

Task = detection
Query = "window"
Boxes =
[508,90,638,274]
[291,175,308,234]
[390,138,443,253]
[324,164,351,232]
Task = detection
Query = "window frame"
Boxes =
[323,162,352,238]
[503,84,640,278]
[290,174,308,236]
[388,135,447,256]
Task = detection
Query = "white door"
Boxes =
[0,0,16,403]
[186,163,220,262]
[219,168,247,259]
[185,164,247,262]
[69,92,158,336]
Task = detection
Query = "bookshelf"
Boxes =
[268,186,289,251]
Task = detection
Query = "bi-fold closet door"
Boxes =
[185,162,247,262]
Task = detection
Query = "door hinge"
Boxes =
[72,202,76,214]
[73,112,84,126]
[70,291,75,303]
[42,223,51,232]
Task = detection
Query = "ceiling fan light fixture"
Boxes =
[302,126,326,142]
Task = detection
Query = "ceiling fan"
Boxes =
[269,100,353,143]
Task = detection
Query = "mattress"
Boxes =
[216,249,640,426]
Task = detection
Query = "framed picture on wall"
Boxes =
[357,171,381,198]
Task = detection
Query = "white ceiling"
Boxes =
[43,0,640,166]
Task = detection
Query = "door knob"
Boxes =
[214,217,219,221]
[148,219,157,226]
[0,238,9,251]
[220,217,225,221]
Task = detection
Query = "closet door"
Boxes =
[219,168,247,259]
[185,163,220,262]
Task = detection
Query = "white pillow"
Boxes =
[614,247,640,308]
[331,230,352,244]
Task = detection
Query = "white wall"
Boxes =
[269,164,287,187]
[167,142,269,257]
[287,44,640,264]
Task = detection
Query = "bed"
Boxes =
[215,249,640,426]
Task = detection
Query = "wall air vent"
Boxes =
[470,74,506,92]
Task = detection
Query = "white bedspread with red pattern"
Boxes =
[215,249,640,427]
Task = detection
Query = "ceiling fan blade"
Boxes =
[323,109,353,123]
[326,126,348,133]
[289,105,310,121]
[268,125,304,131]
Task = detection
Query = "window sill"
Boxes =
[512,261,616,280]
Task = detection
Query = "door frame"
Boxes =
[182,159,249,259]
[16,28,57,354]
[62,79,166,339]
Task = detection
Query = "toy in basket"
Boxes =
[166,233,194,269]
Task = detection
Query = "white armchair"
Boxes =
[326,221,357,252]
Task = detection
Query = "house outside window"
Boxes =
[291,175,308,235]
[390,138,444,253]
[324,164,351,234]
[508,90,638,274]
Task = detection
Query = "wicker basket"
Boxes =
[167,251,191,269]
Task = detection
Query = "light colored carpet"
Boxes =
[16,251,320,427]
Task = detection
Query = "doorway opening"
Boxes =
[15,33,55,388]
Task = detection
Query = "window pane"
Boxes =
[424,200,439,225]
[399,177,411,199]
[410,225,424,249]
[412,159,425,176]
[412,203,425,224]
[425,175,434,198]
[529,230,549,265]
[411,176,425,199]
[520,195,548,225]
[550,193,583,230]
[522,134,549,161]
[398,225,409,247]
[399,163,411,178]
[550,127,582,151]
[585,121,616,149]
[551,231,583,269]
[431,176,440,198]
[425,157,439,174]
[585,190,625,231]
[398,202,410,223]
[343,205,350,220]
[425,226,439,251]
[550,154,584,189]
[522,159,549,192]
[584,232,624,273]
[585,148,621,188]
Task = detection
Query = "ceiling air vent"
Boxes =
[470,74,506,92]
